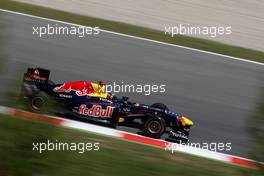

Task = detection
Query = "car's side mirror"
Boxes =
[112,95,117,101]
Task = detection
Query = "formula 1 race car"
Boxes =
[21,68,193,143]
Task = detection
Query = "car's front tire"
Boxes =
[143,116,166,138]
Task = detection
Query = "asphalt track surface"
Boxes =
[0,11,263,158]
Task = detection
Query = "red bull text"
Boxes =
[79,104,114,117]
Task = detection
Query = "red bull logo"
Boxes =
[79,104,114,117]
[53,81,94,96]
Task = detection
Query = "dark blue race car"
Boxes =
[21,68,193,143]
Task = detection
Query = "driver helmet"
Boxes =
[99,80,106,86]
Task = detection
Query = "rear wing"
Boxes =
[23,68,50,84]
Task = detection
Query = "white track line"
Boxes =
[0,8,263,66]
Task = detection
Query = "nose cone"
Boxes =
[181,117,194,126]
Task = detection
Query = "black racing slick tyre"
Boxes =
[29,92,49,113]
[143,116,166,138]
[151,103,169,111]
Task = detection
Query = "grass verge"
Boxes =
[0,114,258,176]
[250,89,264,174]
[0,0,264,63]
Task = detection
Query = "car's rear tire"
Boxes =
[151,103,169,111]
[143,116,166,138]
[29,92,48,113]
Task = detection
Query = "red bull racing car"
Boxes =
[21,68,193,143]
